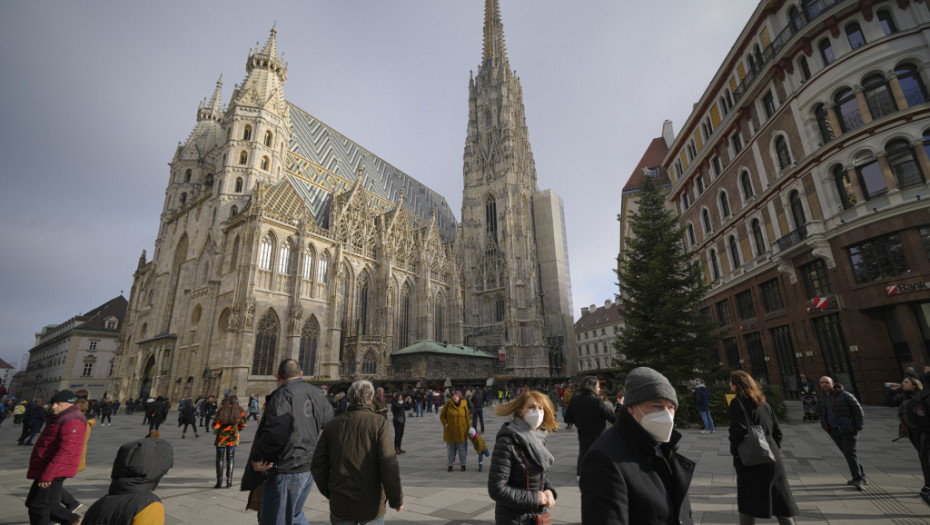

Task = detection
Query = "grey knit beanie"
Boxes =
[624,367,678,408]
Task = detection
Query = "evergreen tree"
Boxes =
[614,176,719,386]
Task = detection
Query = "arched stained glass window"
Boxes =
[259,234,274,270]
[299,317,319,376]
[252,311,278,375]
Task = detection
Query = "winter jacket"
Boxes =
[564,389,616,474]
[14,402,26,417]
[390,399,407,424]
[310,405,402,521]
[148,399,169,424]
[179,404,196,425]
[101,401,113,416]
[580,408,694,525]
[78,418,97,472]
[728,398,798,519]
[694,385,710,411]
[440,399,471,442]
[817,384,863,433]
[213,410,247,447]
[487,421,557,525]
[884,388,930,433]
[241,378,333,490]
[82,437,173,525]
[26,403,47,428]
[27,403,87,482]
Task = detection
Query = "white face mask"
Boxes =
[637,406,674,443]
[523,409,544,430]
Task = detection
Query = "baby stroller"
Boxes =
[801,394,818,422]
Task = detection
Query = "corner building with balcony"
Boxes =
[662,0,930,403]
[111,2,577,403]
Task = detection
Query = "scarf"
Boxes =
[507,417,554,470]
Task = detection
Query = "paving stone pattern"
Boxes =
[0,401,928,524]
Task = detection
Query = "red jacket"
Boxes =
[28,403,87,482]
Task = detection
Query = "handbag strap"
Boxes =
[520,451,540,492]
[736,397,755,431]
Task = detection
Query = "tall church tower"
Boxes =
[461,0,575,377]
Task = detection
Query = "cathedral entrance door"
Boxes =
[139,355,155,400]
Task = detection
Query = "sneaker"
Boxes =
[847,477,868,486]
[920,491,930,506]
[181,434,186,439]
[851,479,864,491]
[461,465,467,471]
[700,430,709,434]
[478,464,483,472]
[447,466,453,472]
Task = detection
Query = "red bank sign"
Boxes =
[887,281,930,296]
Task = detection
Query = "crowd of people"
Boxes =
[6,362,930,524]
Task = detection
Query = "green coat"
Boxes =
[440,400,471,442]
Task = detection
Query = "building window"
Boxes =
[775,136,792,170]
[89,341,98,350]
[238,151,248,165]
[361,352,376,375]
[179,193,187,207]
[863,74,897,120]
[185,169,192,183]
[716,299,733,327]
[877,10,897,35]
[729,236,741,269]
[751,219,766,255]
[264,131,273,147]
[242,125,252,141]
[486,195,498,244]
[260,156,270,171]
[719,191,731,219]
[278,241,293,274]
[710,249,721,280]
[833,165,857,209]
[495,295,505,323]
[737,290,755,320]
[760,278,784,312]
[886,139,924,189]
[82,362,94,377]
[724,337,740,369]
[434,300,444,342]
[697,174,706,194]
[686,223,696,246]
[108,359,115,376]
[819,38,835,65]
[745,332,769,383]
[896,64,927,107]
[399,290,410,348]
[800,259,832,299]
[259,234,273,270]
[920,227,930,260]
[741,171,754,199]
[251,311,278,375]
[234,177,243,193]
[356,278,369,335]
[299,317,319,376]
[814,104,835,143]
[848,233,910,284]
[317,253,329,284]
[731,132,743,154]
[762,91,776,119]
[799,56,811,81]
[845,22,866,50]
[856,158,887,199]
[711,157,722,179]
[789,190,806,228]
[702,208,712,233]
[681,189,691,210]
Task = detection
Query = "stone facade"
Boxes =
[20,296,126,401]
[112,2,576,403]
[574,300,623,372]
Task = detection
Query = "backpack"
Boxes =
[902,393,930,430]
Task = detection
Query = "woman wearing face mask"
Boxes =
[488,390,558,525]
[729,370,798,525]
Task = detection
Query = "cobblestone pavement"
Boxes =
[0,400,928,524]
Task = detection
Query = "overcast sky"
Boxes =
[0,0,760,369]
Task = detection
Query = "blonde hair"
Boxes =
[493,390,559,433]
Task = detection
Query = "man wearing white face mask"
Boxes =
[579,367,695,524]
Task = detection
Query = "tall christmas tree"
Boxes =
[614,176,719,386]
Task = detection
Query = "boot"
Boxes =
[214,448,224,488]
[225,447,235,488]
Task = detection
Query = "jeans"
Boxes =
[700,410,715,431]
[828,428,864,481]
[908,431,930,488]
[259,470,315,525]
[446,441,467,466]
[414,401,423,417]
[393,420,405,450]
[471,408,485,434]
[330,512,385,525]
[25,478,80,525]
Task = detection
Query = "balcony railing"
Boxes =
[732,0,850,105]
[776,225,808,251]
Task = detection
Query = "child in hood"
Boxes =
[468,427,490,472]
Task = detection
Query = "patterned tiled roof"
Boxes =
[284,104,458,240]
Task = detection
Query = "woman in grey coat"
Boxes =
[728,370,798,525]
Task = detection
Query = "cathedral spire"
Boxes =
[246,24,287,83]
[482,0,509,68]
[197,75,224,122]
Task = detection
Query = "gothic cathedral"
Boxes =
[112,1,576,402]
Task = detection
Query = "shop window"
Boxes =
[847,233,910,284]
[736,290,755,320]
[800,258,832,299]
[724,337,740,369]
[760,278,784,312]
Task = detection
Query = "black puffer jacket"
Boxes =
[488,421,557,525]
[817,384,863,432]
[82,438,173,524]
[564,389,616,474]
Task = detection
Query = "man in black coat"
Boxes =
[241,359,333,525]
[580,367,694,524]
[564,375,616,479]
[817,376,866,489]
[147,396,169,433]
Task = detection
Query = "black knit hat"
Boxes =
[50,390,78,404]
[623,367,678,408]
